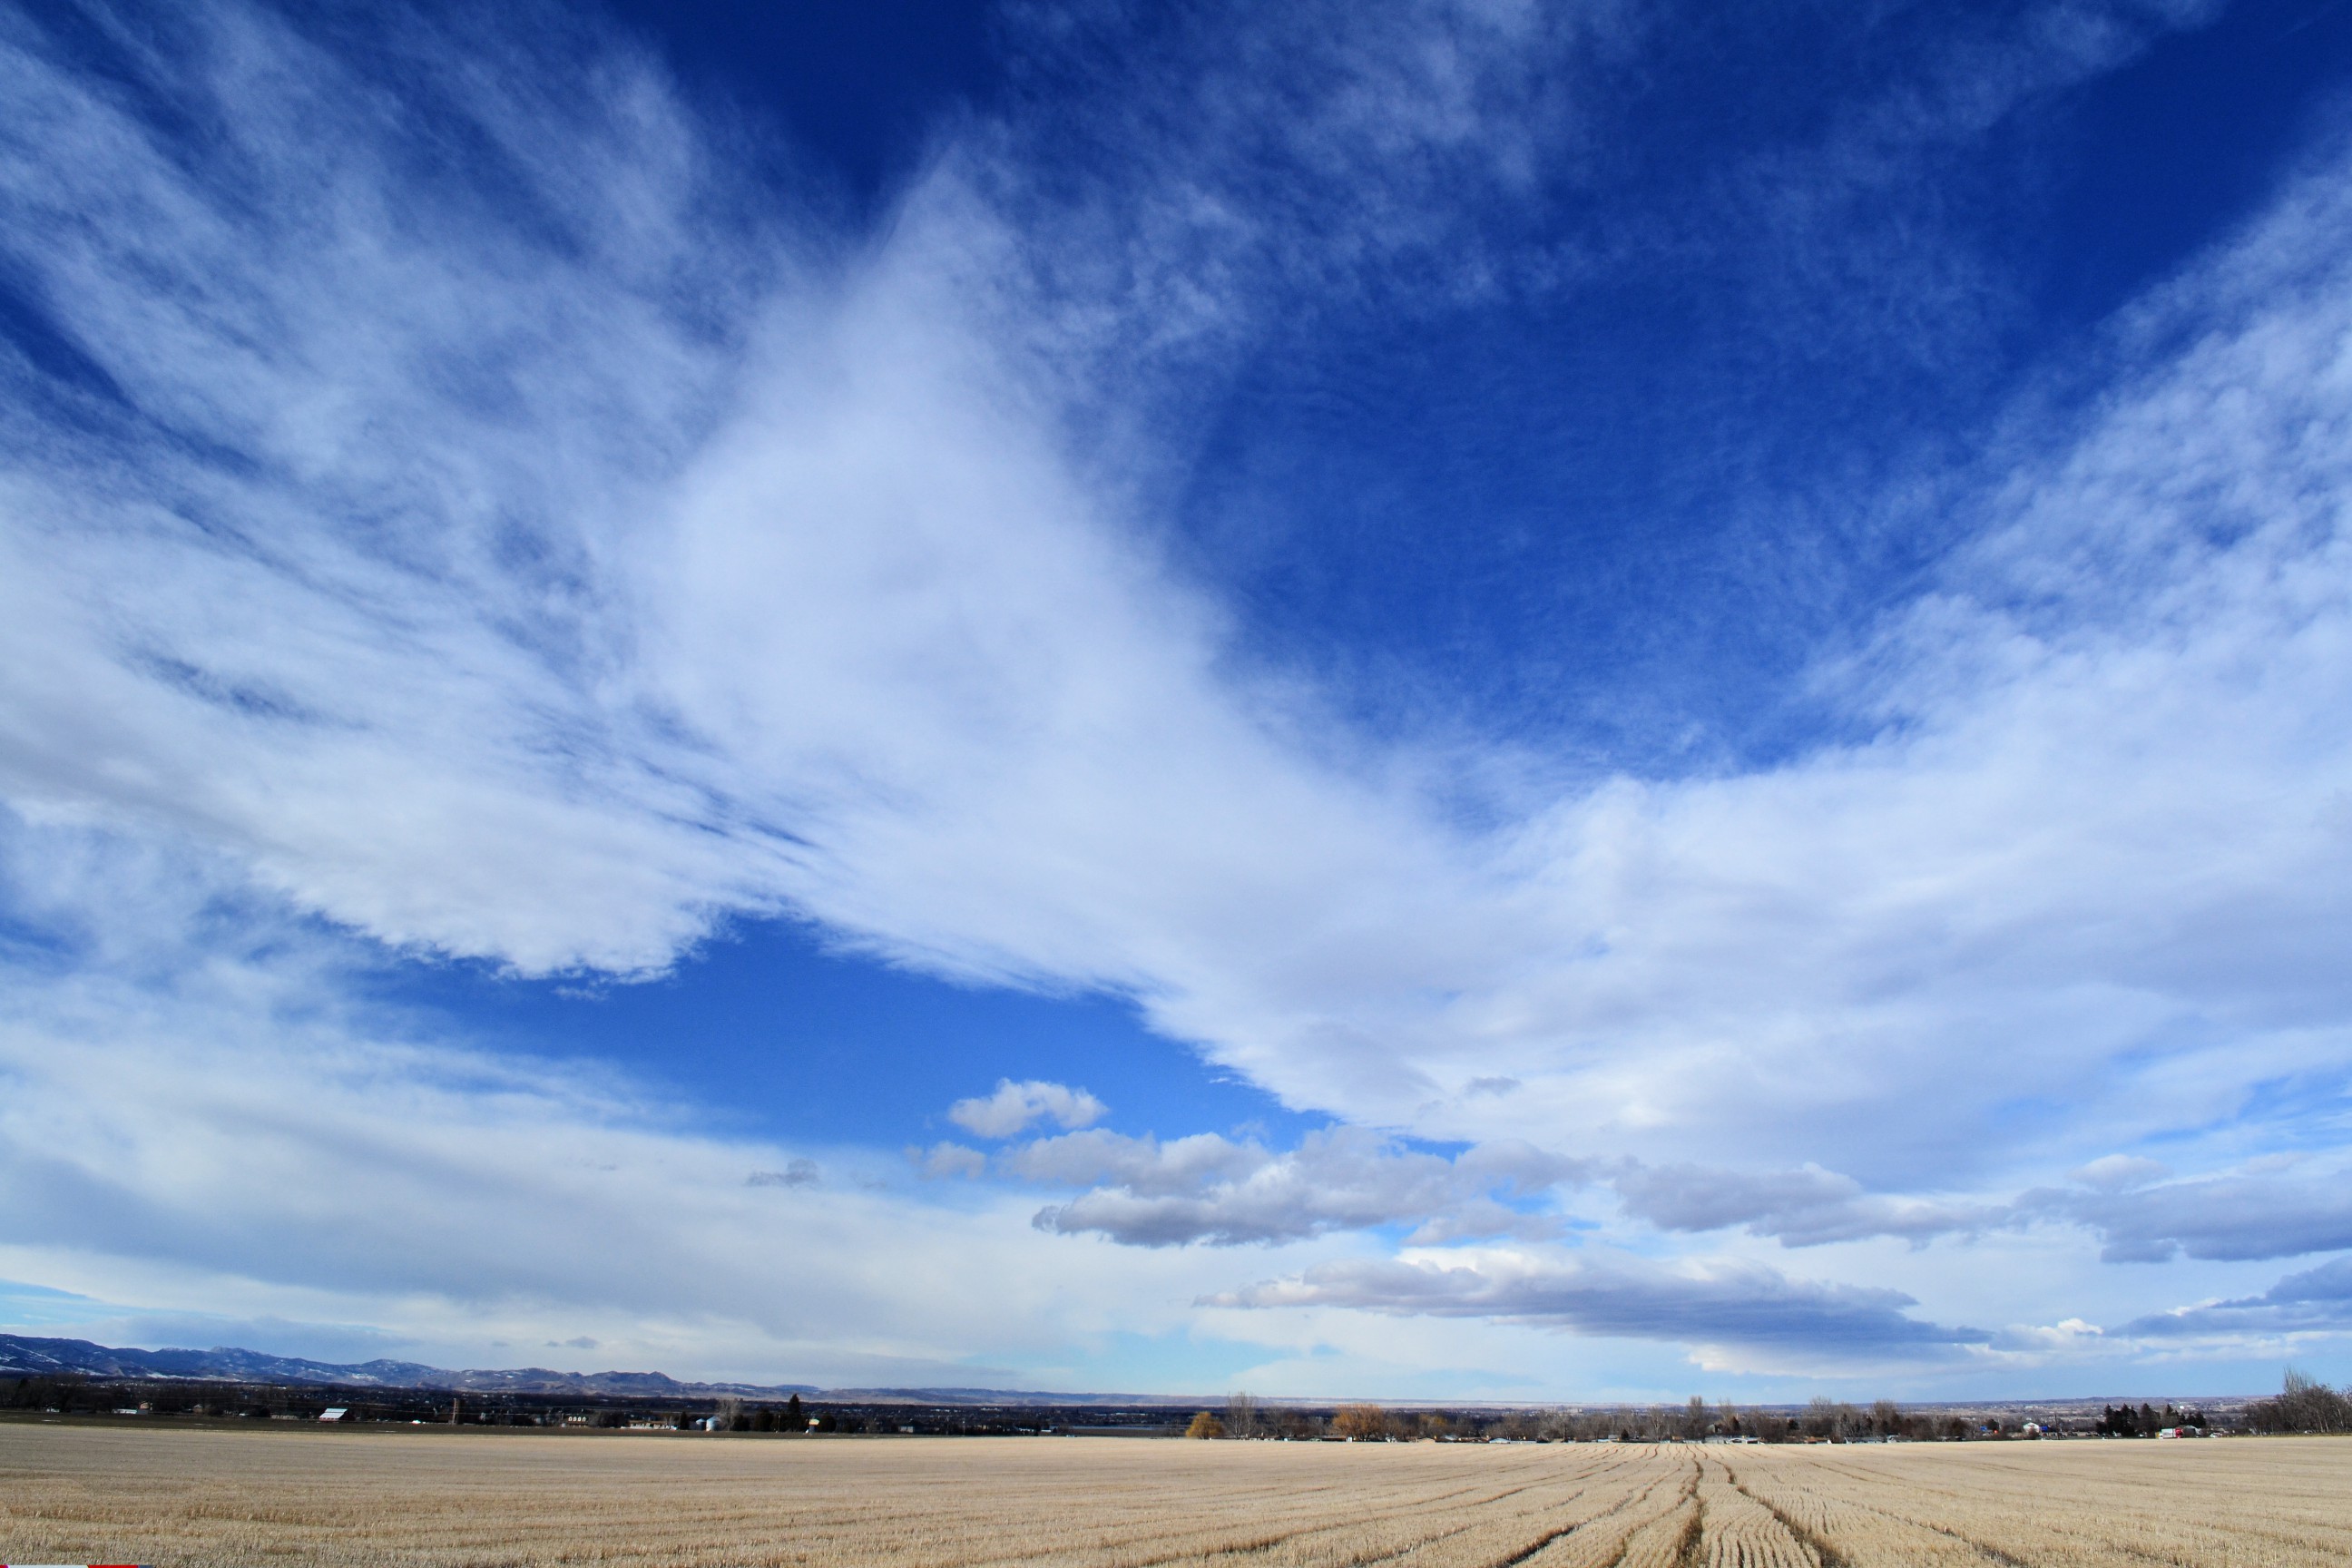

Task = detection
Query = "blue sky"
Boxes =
[4,0,2352,1404]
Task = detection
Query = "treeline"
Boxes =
[2242,1368,2352,1434]
[1190,1373,2352,1444]
[2092,1403,2206,1437]
[5,1376,88,1411]
[19,1367,2351,1439]
[0,1377,1097,1436]
[1189,1394,1977,1443]
[2,1374,691,1426]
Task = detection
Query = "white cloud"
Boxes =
[2,0,2351,1381]
[2070,1155,2172,1192]
[8,0,2341,1187]
[1203,1245,1990,1367]
[2025,1169,2352,1264]
[0,816,1308,1387]
[1014,1126,1586,1247]
[946,1080,1109,1140]
[1610,1162,2000,1248]
[910,1143,990,1180]
[2115,1256,2352,1344]
[1979,1316,2112,1363]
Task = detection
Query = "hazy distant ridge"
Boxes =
[0,1332,814,1398]
[0,1333,1202,1405]
[10,1334,2251,1414]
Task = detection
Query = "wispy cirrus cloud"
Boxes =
[4,0,2352,1386]
[10,0,2346,1191]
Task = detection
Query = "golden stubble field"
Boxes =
[4,1423,2349,1568]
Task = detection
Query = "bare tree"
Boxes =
[1492,1408,1539,1440]
[1331,1404,1391,1440]
[1225,1391,1259,1440]
[2247,1367,2352,1433]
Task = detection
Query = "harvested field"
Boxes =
[3,1423,2349,1568]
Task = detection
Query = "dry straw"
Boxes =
[3,1424,2349,1566]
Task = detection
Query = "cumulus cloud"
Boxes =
[1203,1247,1989,1357]
[1016,1127,1587,1248]
[946,1081,1108,1140]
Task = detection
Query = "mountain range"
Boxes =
[0,1333,1192,1405]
